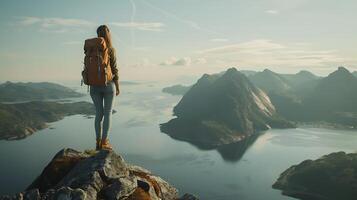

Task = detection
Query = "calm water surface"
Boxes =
[1,82,357,200]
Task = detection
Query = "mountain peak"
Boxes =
[263,69,274,73]
[297,70,313,75]
[328,66,352,78]
[337,66,349,73]
[221,67,246,81]
[225,67,238,74]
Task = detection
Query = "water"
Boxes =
[1,82,357,200]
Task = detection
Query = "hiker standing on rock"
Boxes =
[82,25,120,150]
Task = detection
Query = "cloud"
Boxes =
[265,10,279,15]
[198,39,285,54]
[197,39,347,67]
[160,57,192,66]
[210,38,229,42]
[195,58,207,64]
[16,16,94,32]
[18,16,93,27]
[17,16,164,33]
[160,57,208,66]
[109,22,165,31]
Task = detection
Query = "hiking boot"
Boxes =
[101,139,113,150]
[96,139,101,150]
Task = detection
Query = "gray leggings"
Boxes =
[90,81,115,140]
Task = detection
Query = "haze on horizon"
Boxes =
[0,0,357,83]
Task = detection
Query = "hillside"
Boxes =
[0,81,83,102]
[0,101,95,140]
[274,152,357,200]
[248,69,292,94]
[161,68,294,148]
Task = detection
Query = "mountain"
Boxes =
[304,67,357,111]
[300,67,357,122]
[162,84,191,95]
[270,67,357,127]
[352,71,357,77]
[0,101,95,140]
[248,69,292,94]
[0,148,197,200]
[0,81,84,102]
[280,70,319,87]
[247,69,320,96]
[240,70,257,76]
[273,152,357,200]
[160,68,294,148]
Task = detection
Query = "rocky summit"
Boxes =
[0,148,197,200]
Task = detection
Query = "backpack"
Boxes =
[82,37,113,86]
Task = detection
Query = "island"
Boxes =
[0,148,198,200]
[160,68,294,148]
[273,152,357,200]
[0,101,95,140]
[0,81,84,102]
[162,84,191,96]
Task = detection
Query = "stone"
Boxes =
[0,148,196,200]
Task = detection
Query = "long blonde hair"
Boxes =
[97,25,113,49]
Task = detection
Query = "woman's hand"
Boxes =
[114,80,120,96]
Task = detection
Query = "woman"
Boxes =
[90,25,120,150]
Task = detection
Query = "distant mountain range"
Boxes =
[161,68,294,148]
[0,81,84,102]
[269,67,357,127]
[246,69,320,95]
[163,69,321,96]
[162,66,357,147]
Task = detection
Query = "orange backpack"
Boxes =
[82,37,113,86]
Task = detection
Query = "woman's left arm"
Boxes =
[110,48,120,96]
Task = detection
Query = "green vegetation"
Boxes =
[0,81,83,102]
[0,101,94,140]
[273,152,357,200]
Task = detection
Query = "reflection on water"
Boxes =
[216,133,263,162]
[1,82,357,200]
[167,130,264,162]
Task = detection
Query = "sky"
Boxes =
[0,0,357,83]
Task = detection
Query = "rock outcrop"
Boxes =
[0,148,198,200]
[273,152,357,200]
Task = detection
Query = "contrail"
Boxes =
[142,0,224,37]
[129,0,136,48]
